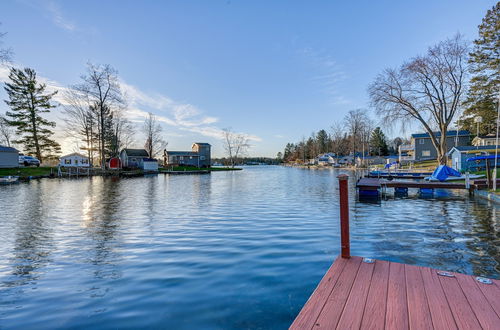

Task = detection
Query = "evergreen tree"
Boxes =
[460,3,499,136]
[369,127,388,156]
[4,67,60,161]
[316,129,329,154]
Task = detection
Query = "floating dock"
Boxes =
[291,256,500,329]
[291,174,499,329]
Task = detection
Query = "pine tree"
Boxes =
[369,127,388,156]
[4,67,60,162]
[460,3,499,136]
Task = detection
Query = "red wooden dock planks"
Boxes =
[290,256,499,329]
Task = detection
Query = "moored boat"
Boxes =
[0,176,20,184]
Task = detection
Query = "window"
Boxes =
[422,150,431,157]
[200,156,205,160]
[179,156,184,161]
[64,159,71,164]
[82,159,88,164]
[419,139,425,145]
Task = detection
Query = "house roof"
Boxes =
[0,145,19,153]
[166,151,199,156]
[60,152,88,159]
[447,145,500,156]
[193,142,211,146]
[411,130,470,139]
[121,149,149,157]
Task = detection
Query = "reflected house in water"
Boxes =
[164,143,211,168]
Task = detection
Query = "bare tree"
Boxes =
[369,34,469,164]
[143,112,167,158]
[109,111,135,157]
[330,121,349,156]
[222,128,250,167]
[74,63,125,168]
[344,109,371,160]
[62,89,97,165]
[0,23,13,63]
[0,115,14,146]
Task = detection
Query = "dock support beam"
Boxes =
[338,174,350,259]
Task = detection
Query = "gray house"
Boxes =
[119,149,150,169]
[448,145,499,171]
[0,145,19,168]
[399,130,471,162]
[164,143,211,167]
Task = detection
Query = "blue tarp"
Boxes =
[384,161,398,169]
[430,165,461,182]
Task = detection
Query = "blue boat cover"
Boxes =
[430,165,461,182]
[466,154,500,162]
[384,161,398,169]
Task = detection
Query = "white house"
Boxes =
[317,153,336,166]
[143,159,158,172]
[0,145,19,168]
[59,153,90,167]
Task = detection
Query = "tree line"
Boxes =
[283,109,404,162]
[284,3,499,165]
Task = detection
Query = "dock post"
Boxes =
[337,174,350,259]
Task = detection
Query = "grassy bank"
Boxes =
[0,167,55,178]
[162,166,242,172]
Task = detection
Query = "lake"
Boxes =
[0,166,498,329]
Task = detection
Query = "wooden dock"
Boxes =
[291,174,499,329]
[290,256,500,329]
[356,177,473,191]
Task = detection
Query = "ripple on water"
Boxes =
[0,167,498,329]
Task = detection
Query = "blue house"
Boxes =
[399,130,471,162]
[448,145,500,171]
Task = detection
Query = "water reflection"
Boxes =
[0,167,498,329]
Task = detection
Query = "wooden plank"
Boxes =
[439,273,482,329]
[476,280,500,318]
[290,257,349,330]
[360,260,390,330]
[405,264,433,329]
[336,259,375,329]
[385,262,409,330]
[313,257,363,329]
[455,273,500,329]
[420,267,457,330]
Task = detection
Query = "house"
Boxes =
[0,145,19,168]
[120,149,150,169]
[317,153,336,166]
[399,130,471,162]
[472,134,497,147]
[59,153,90,167]
[337,155,354,165]
[164,143,211,168]
[448,145,500,171]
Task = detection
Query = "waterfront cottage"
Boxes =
[472,134,497,146]
[448,145,500,171]
[59,153,90,167]
[164,143,211,167]
[317,153,336,166]
[0,145,19,168]
[399,130,471,162]
[120,149,150,169]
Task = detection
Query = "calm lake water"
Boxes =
[0,166,499,329]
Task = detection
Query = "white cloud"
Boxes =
[0,63,262,149]
[300,47,351,105]
[45,1,77,32]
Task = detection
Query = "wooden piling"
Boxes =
[337,174,350,259]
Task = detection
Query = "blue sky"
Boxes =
[0,0,496,157]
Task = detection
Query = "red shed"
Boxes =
[108,157,121,169]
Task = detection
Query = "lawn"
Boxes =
[0,166,56,178]
[161,166,242,172]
